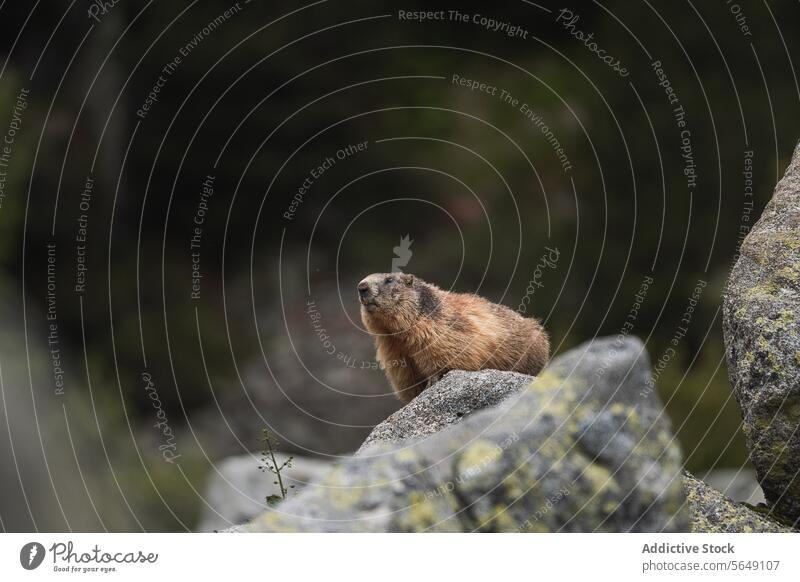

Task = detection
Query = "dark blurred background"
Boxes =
[0,0,798,531]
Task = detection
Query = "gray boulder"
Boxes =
[683,473,793,532]
[723,140,800,525]
[357,369,531,453]
[241,337,688,532]
[196,453,331,532]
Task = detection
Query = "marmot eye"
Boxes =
[384,277,393,284]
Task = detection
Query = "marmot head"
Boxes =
[357,272,439,329]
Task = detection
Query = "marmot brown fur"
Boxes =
[358,273,550,402]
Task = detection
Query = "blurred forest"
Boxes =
[0,0,799,531]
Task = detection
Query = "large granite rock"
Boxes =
[723,140,800,525]
[196,453,331,532]
[683,473,793,533]
[357,369,530,453]
[241,337,688,532]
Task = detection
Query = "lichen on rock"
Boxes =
[241,337,689,532]
[683,472,794,533]
[724,140,800,525]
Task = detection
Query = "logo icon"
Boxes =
[20,542,45,570]
[391,235,413,273]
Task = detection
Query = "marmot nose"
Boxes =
[357,282,370,297]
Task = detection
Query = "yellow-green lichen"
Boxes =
[775,264,800,285]
[581,463,616,496]
[398,491,444,530]
[457,440,503,477]
[683,474,793,533]
[475,503,519,531]
[527,370,568,392]
[394,449,417,463]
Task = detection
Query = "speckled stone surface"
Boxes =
[683,472,793,532]
[723,140,800,525]
[357,369,531,453]
[241,337,688,532]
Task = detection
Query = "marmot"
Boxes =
[358,273,550,402]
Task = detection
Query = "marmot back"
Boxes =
[358,273,550,402]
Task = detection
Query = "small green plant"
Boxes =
[258,428,294,507]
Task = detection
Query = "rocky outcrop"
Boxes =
[357,369,530,453]
[241,337,688,532]
[724,140,800,525]
[683,473,792,532]
[197,454,331,532]
[225,141,800,535]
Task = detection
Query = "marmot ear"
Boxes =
[403,274,414,286]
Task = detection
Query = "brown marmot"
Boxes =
[358,273,550,402]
